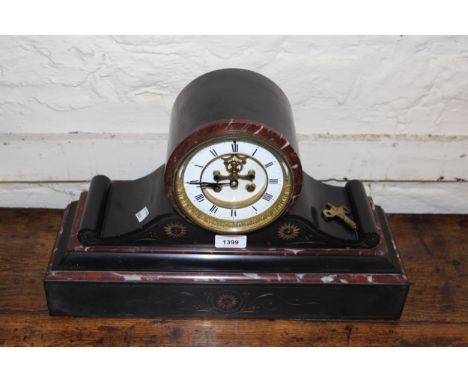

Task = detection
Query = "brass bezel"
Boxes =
[173,135,293,234]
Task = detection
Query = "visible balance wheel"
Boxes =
[45,69,409,319]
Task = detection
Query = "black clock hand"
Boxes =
[186,181,230,188]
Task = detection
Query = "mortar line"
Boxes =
[0,179,466,185]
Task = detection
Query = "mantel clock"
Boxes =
[45,69,409,320]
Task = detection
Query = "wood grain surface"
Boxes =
[0,208,466,346]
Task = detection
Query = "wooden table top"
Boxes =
[0,208,466,346]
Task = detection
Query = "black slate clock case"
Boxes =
[44,69,409,320]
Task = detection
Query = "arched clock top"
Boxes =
[164,69,303,232]
[166,68,300,157]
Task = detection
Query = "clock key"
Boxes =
[322,202,357,230]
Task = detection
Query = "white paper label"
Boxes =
[135,206,149,223]
[215,235,247,249]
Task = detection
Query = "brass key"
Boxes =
[322,202,357,230]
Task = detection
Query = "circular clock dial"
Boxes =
[174,136,292,233]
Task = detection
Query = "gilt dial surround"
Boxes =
[174,136,293,233]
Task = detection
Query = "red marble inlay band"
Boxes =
[45,270,407,285]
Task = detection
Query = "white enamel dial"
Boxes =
[174,136,292,233]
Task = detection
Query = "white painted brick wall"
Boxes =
[0,36,467,212]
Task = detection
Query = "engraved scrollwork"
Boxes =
[254,293,277,311]
[170,291,198,311]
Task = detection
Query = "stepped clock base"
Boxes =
[45,276,408,320]
[44,201,409,320]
